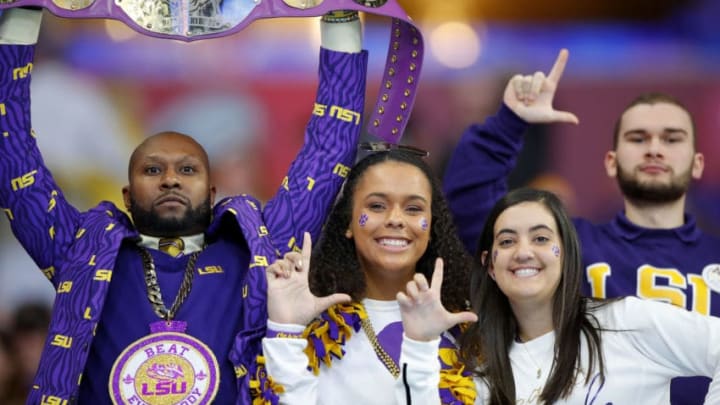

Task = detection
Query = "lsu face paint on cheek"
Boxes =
[420,217,428,231]
[552,245,561,257]
[358,213,369,227]
[492,249,498,264]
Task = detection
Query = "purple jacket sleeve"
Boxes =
[231,48,367,405]
[0,44,81,287]
[262,48,368,255]
[442,103,528,255]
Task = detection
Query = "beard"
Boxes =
[615,162,692,204]
[129,196,212,236]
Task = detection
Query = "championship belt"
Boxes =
[0,0,423,143]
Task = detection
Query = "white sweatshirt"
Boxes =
[262,298,449,405]
[400,296,720,404]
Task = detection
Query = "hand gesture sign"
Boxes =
[266,232,351,326]
[397,259,478,342]
[503,49,579,125]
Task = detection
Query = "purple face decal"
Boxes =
[420,217,428,231]
[552,244,561,257]
[358,213,368,227]
[492,249,498,264]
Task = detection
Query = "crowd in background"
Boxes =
[0,302,50,404]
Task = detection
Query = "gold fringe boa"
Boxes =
[303,302,367,375]
[439,348,477,404]
[250,355,285,405]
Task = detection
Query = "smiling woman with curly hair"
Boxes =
[310,149,472,313]
[254,148,478,405]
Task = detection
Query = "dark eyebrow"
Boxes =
[141,154,203,163]
[623,128,688,137]
[140,155,164,163]
[365,192,389,200]
[365,192,429,204]
[495,228,517,238]
[662,128,689,136]
[529,224,554,233]
[495,224,553,238]
[406,195,429,204]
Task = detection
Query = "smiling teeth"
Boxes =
[514,268,539,278]
[379,239,408,247]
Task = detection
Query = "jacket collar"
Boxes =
[610,211,701,243]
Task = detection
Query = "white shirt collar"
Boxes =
[137,233,205,255]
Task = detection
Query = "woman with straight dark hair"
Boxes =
[456,188,720,404]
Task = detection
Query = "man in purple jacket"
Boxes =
[0,8,367,405]
[444,49,720,405]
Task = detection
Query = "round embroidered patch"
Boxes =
[109,332,219,405]
[702,264,720,294]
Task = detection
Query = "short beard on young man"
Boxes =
[129,197,212,236]
[615,163,692,204]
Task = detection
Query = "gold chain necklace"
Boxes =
[360,316,400,378]
[518,339,543,379]
[138,246,200,320]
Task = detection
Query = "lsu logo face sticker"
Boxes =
[358,213,369,227]
[109,331,219,404]
[551,245,560,257]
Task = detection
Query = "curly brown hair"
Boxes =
[310,149,472,312]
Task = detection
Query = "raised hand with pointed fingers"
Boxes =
[266,232,351,326]
[396,258,478,342]
[503,48,579,125]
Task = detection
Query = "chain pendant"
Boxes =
[360,318,400,378]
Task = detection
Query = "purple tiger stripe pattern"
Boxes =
[230,49,368,405]
[263,49,368,253]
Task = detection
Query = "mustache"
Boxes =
[153,192,190,206]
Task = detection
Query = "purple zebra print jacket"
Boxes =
[0,44,367,404]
